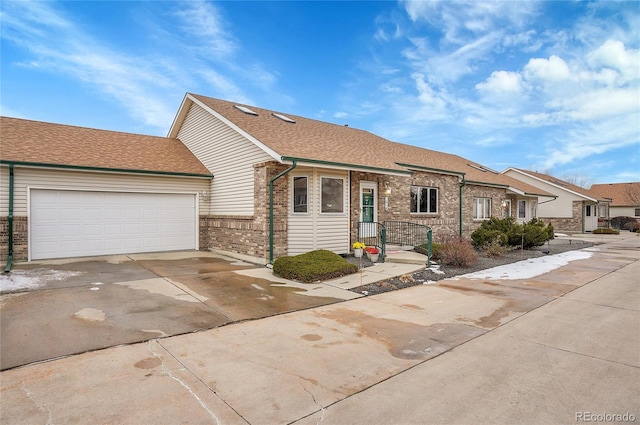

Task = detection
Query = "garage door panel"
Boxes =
[30,190,196,260]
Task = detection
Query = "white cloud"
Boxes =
[476,70,523,95]
[523,55,571,83]
[587,39,640,85]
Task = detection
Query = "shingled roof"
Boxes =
[181,93,551,197]
[590,182,640,207]
[0,117,211,177]
[506,168,608,202]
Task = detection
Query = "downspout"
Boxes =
[4,164,14,273]
[269,160,297,265]
[459,175,466,237]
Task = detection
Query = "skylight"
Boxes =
[272,112,296,123]
[234,105,258,116]
[467,163,498,174]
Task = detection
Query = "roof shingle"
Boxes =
[0,117,211,177]
[590,182,640,206]
[189,94,550,196]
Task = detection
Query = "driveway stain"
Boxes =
[73,308,106,322]
[315,308,486,360]
[135,257,256,277]
[134,357,162,369]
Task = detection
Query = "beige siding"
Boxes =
[288,168,350,255]
[0,166,210,216]
[504,170,583,218]
[177,103,272,215]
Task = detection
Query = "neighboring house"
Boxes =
[0,117,212,263]
[1,94,553,265]
[590,182,640,219]
[502,168,610,233]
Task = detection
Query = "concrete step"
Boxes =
[384,249,428,265]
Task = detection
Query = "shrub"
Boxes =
[414,242,442,260]
[471,217,554,249]
[482,238,508,258]
[611,216,640,232]
[521,218,554,248]
[273,250,358,283]
[593,228,620,235]
[437,238,478,267]
[471,217,519,247]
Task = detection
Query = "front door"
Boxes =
[584,203,598,232]
[359,182,377,237]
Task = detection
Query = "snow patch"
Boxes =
[0,269,83,292]
[461,250,593,280]
[427,264,445,275]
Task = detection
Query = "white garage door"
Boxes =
[30,189,197,260]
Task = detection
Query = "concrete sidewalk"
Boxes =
[1,234,637,424]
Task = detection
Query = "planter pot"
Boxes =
[370,253,379,262]
[366,252,372,260]
[354,248,363,258]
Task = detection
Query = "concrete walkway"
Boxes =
[1,234,637,424]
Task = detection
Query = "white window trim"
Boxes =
[410,186,439,214]
[291,175,309,215]
[473,197,492,220]
[320,176,346,214]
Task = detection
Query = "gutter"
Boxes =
[459,174,466,236]
[269,160,297,264]
[281,156,412,176]
[0,160,213,179]
[4,164,14,273]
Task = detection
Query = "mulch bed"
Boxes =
[346,240,593,296]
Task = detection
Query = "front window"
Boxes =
[518,200,526,219]
[321,177,344,213]
[293,176,308,213]
[502,200,512,218]
[599,205,607,218]
[410,186,438,213]
[473,197,492,220]
[635,208,640,217]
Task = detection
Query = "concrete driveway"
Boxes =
[0,251,362,370]
[1,235,637,424]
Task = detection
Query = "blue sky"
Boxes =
[2,1,639,185]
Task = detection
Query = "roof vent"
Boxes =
[271,112,296,123]
[234,105,258,116]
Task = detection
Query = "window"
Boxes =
[585,204,592,217]
[599,205,607,218]
[321,177,344,213]
[473,198,492,220]
[635,208,640,217]
[502,200,512,218]
[518,200,526,219]
[293,176,307,213]
[410,186,438,214]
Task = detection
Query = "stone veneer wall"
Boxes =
[0,216,28,262]
[542,201,583,233]
[201,161,289,261]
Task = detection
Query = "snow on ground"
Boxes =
[460,250,593,280]
[0,269,83,292]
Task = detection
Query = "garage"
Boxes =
[30,189,197,260]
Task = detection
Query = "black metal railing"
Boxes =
[384,221,432,247]
[356,221,433,265]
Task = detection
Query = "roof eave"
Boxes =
[282,156,412,176]
[0,160,213,179]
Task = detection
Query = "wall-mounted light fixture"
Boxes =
[384,182,392,196]
[199,191,210,201]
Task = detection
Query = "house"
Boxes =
[590,182,640,221]
[1,93,552,265]
[502,168,610,233]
